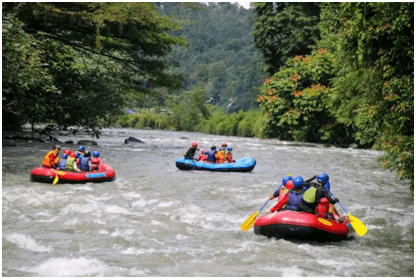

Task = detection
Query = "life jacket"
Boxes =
[205,150,217,162]
[79,156,90,172]
[58,159,67,171]
[91,157,101,171]
[285,189,304,211]
[277,187,290,202]
[217,150,225,163]
[42,150,58,167]
[197,154,208,162]
[315,197,330,218]
[65,156,76,172]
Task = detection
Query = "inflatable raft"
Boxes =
[254,210,353,241]
[30,164,116,184]
[175,157,256,172]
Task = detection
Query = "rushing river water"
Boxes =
[2,128,414,277]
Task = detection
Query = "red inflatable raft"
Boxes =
[254,210,353,241]
[30,164,116,184]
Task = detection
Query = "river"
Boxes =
[2,128,414,276]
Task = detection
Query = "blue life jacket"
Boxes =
[205,150,217,162]
[58,159,67,171]
[285,190,304,211]
[79,157,90,171]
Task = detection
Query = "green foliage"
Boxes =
[161,3,267,112]
[319,2,414,193]
[2,2,191,135]
[251,2,321,75]
[257,50,356,144]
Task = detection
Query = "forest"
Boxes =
[2,2,413,193]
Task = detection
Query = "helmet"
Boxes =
[84,150,91,157]
[53,144,61,150]
[64,149,72,155]
[78,146,85,152]
[62,153,68,159]
[221,142,227,147]
[211,145,216,150]
[70,152,76,158]
[282,175,292,186]
[75,152,81,158]
[92,150,100,158]
[192,141,198,147]
[219,147,224,151]
[227,146,233,151]
[317,173,329,185]
[285,180,294,190]
[293,176,304,188]
[200,149,205,154]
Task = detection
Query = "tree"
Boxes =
[2,3,191,134]
[319,2,414,192]
[251,2,321,75]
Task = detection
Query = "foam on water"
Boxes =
[5,233,53,253]
[21,257,148,276]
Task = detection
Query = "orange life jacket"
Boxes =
[217,150,225,163]
[42,150,59,167]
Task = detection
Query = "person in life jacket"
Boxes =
[197,149,208,162]
[225,146,235,163]
[77,146,85,157]
[78,150,91,172]
[184,141,198,160]
[90,150,102,171]
[65,152,77,172]
[297,172,340,218]
[269,175,292,201]
[42,145,61,168]
[314,173,342,220]
[74,152,82,172]
[57,153,68,171]
[204,145,217,163]
[216,147,225,163]
[269,176,306,212]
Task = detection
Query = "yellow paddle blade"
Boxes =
[241,211,259,231]
[348,213,368,237]
[52,174,59,185]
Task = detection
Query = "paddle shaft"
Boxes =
[328,190,348,213]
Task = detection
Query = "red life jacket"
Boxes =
[315,197,330,218]
[91,157,101,171]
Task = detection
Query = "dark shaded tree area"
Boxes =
[2,2,191,136]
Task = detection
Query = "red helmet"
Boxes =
[285,180,294,190]
[200,149,205,154]
[64,149,72,155]
[70,152,76,158]
[221,142,227,147]
[192,141,198,147]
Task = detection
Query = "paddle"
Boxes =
[241,173,294,231]
[241,199,270,231]
[52,170,65,185]
[329,190,367,237]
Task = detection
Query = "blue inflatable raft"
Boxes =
[175,157,256,172]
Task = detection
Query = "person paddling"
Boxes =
[184,141,198,160]
[42,145,61,169]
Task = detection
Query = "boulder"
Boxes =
[77,140,98,146]
[124,137,145,144]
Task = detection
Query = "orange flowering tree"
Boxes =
[258,49,355,143]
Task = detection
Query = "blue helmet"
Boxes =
[75,152,81,158]
[282,175,292,186]
[62,153,68,159]
[293,176,304,188]
[93,150,100,158]
[78,145,85,152]
[227,146,233,151]
[317,173,329,185]
[219,147,224,151]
